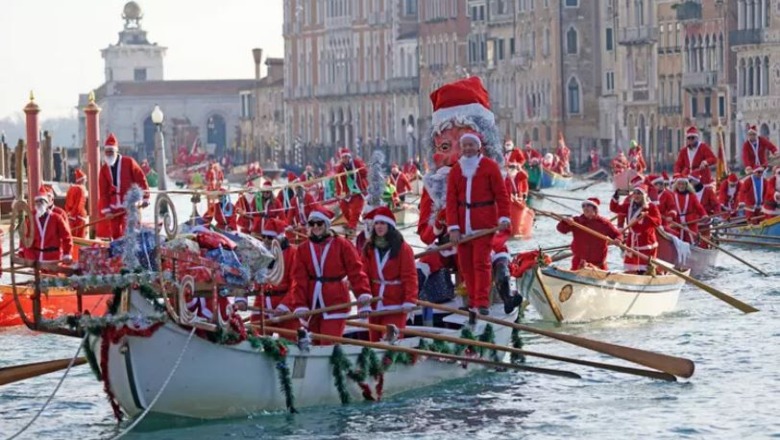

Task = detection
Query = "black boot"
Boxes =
[493,258,518,314]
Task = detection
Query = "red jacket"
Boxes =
[505,170,529,200]
[718,180,742,212]
[742,137,778,169]
[388,171,412,195]
[250,197,284,234]
[446,156,510,234]
[361,242,418,311]
[674,143,717,184]
[64,184,87,222]
[335,158,368,198]
[23,211,73,262]
[523,147,542,161]
[740,175,767,210]
[628,150,647,174]
[203,199,238,231]
[556,215,621,269]
[658,190,707,241]
[287,193,317,227]
[505,149,527,166]
[235,194,257,233]
[98,155,149,214]
[611,201,662,249]
[763,176,780,212]
[696,185,720,216]
[280,235,372,319]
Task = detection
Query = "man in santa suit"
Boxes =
[674,126,717,185]
[523,143,542,162]
[611,151,629,174]
[556,136,571,175]
[658,174,708,243]
[589,148,600,172]
[287,183,316,230]
[627,141,647,174]
[250,180,284,236]
[235,180,258,233]
[388,163,412,202]
[506,161,529,236]
[612,185,662,274]
[202,192,238,231]
[742,124,778,170]
[335,148,368,232]
[446,132,511,315]
[557,198,622,270]
[762,166,780,215]
[64,168,88,239]
[21,188,73,264]
[360,207,418,342]
[611,174,645,228]
[691,175,720,217]
[718,173,742,217]
[275,206,372,343]
[504,139,527,168]
[739,166,768,223]
[98,133,150,239]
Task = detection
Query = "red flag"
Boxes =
[716,126,729,183]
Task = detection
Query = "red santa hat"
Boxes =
[104,133,118,151]
[34,186,52,203]
[390,163,399,170]
[632,184,649,195]
[260,180,273,192]
[747,124,758,135]
[685,126,699,138]
[629,174,644,188]
[459,132,482,147]
[429,76,495,129]
[753,166,765,173]
[650,174,664,185]
[74,168,86,183]
[260,218,285,238]
[365,206,396,229]
[307,205,334,227]
[581,197,600,209]
[662,171,670,183]
[727,173,739,184]
[287,172,297,182]
[672,172,688,184]
[339,148,352,158]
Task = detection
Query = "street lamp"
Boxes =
[151,104,167,191]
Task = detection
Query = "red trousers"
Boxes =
[339,196,364,229]
[107,213,126,239]
[69,217,87,239]
[308,315,346,346]
[624,247,658,272]
[457,235,493,308]
[368,312,408,342]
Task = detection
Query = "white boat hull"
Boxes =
[96,294,516,419]
[523,266,685,323]
[657,230,719,277]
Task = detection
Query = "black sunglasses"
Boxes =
[686,136,696,140]
[308,220,325,227]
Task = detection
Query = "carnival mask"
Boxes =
[432,126,479,169]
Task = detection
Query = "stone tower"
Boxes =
[101,1,167,83]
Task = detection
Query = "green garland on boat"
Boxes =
[247,334,297,413]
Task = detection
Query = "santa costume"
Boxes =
[740,167,768,222]
[762,166,780,215]
[506,162,530,237]
[202,192,238,231]
[589,149,600,172]
[250,180,284,235]
[360,207,418,342]
[556,198,621,270]
[742,125,778,169]
[235,180,258,233]
[64,169,88,239]
[277,206,372,343]
[504,140,527,168]
[611,185,662,272]
[335,148,368,230]
[718,173,742,216]
[611,152,629,174]
[98,133,150,239]
[523,143,542,161]
[674,126,717,185]
[388,164,413,202]
[658,174,708,243]
[21,188,73,263]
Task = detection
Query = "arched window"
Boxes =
[567,77,581,114]
[566,27,578,54]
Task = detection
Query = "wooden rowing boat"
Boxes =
[721,215,780,241]
[523,265,686,323]
[656,228,719,277]
[0,285,110,327]
[96,292,516,419]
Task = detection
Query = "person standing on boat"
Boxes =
[98,133,150,239]
[658,173,708,243]
[360,207,418,342]
[612,185,662,274]
[589,148,600,172]
[251,180,284,236]
[762,166,780,215]
[504,139,527,168]
[287,183,316,230]
[21,188,73,264]
[718,173,742,218]
[556,198,622,270]
[523,142,542,162]
[611,151,629,174]
[335,148,368,234]
[506,161,529,235]
[627,141,647,175]
[691,174,720,217]
[388,163,412,203]
[235,180,258,233]
[739,166,768,223]
[446,132,511,315]
[742,125,778,170]
[202,191,238,231]
[556,135,572,175]
[674,127,717,185]
[64,168,88,239]
[276,205,372,343]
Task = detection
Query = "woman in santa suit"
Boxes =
[275,205,372,343]
[235,180,258,233]
[762,166,780,215]
[658,174,708,243]
[611,185,662,274]
[360,207,418,342]
[718,173,742,217]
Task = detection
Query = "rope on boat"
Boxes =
[4,334,88,440]
[108,327,197,440]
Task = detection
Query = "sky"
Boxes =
[0,0,284,120]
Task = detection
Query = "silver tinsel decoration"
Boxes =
[121,185,144,270]
[366,149,386,209]
[423,166,451,224]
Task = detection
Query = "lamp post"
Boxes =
[736,111,744,164]
[151,104,167,191]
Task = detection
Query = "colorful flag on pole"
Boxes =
[716,123,729,184]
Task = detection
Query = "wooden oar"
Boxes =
[416,300,694,378]
[570,179,603,192]
[346,321,677,382]
[530,191,586,203]
[715,237,780,248]
[667,220,768,276]
[263,326,581,379]
[536,208,759,314]
[0,357,87,386]
[414,226,501,259]
[709,218,748,231]
[266,297,380,324]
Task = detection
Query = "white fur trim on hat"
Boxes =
[432,103,495,128]
[308,211,331,227]
[651,175,665,184]
[459,132,482,147]
[373,215,396,228]
[581,199,598,208]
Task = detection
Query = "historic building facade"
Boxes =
[238,49,285,166]
[657,0,685,169]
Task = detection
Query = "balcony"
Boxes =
[738,96,780,113]
[387,76,420,93]
[729,29,764,47]
[633,90,650,101]
[617,26,658,45]
[314,83,348,98]
[682,71,718,91]
[675,1,702,21]
[659,105,682,115]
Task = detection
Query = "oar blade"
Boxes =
[0,357,87,386]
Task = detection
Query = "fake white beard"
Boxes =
[244,193,254,202]
[104,154,118,167]
[459,155,481,178]
[36,206,48,218]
